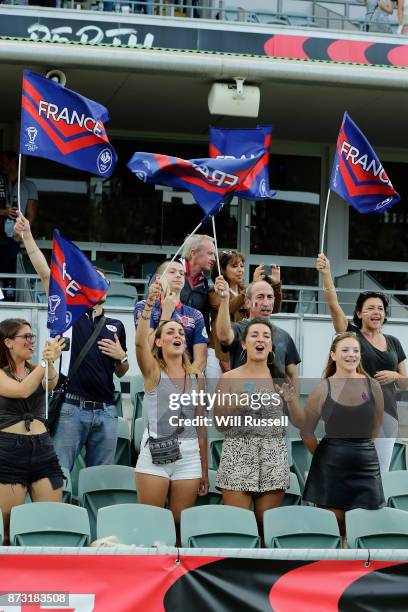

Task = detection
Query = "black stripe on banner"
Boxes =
[303,37,336,61]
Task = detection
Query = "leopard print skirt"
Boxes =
[216,435,290,493]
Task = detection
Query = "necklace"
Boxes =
[10,366,31,382]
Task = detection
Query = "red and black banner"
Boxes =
[0,553,407,611]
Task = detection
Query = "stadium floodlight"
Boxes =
[208,78,260,118]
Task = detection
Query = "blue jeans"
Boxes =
[52,402,118,471]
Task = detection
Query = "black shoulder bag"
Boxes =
[47,316,106,435]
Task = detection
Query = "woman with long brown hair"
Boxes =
[0,318,64,543]
[135,277,208,533]
[301,332,385,536]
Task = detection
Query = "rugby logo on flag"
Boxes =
[330,112,400,213]
[20,70,118,177]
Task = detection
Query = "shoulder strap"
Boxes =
[326,378,331,397]
[65,315,106,384]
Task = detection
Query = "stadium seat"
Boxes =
[209,437,224,469]
[130,375,145,438]
[97,504,176,546]
[282,472,302,506]
[195,469,222,506]
[62,467,72,504]
[264,506,341,549]
[10,502,90,547]
[133,417,145,455]
[382,471,408,510]
[346,508,408,549]
[105,283,137,307]
[390,439,407,471]
[290,438,313,491]
[113,376,123,417]
[180,506,260,548]
[78,465,137,540]
[115,417,131,466]
[70,451,86,502]
[91,258,124,277]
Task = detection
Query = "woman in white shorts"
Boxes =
[135,275,208,532]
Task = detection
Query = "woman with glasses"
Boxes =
[0,318,65,544]
[208,251,282,379]
[317,253,407,472]
[135,277,208,537]
[301,332,385,538]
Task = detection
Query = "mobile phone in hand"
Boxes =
[263,265,272,276]
[61,337,71,351]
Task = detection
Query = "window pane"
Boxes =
[250,155,321,256]
[249,265,318,313]
[349,161,408,261]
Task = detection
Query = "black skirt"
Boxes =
[303,438,385,511]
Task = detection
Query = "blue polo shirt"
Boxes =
[60,311,127,404]
[134,299,208,359]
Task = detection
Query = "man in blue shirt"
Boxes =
[15,214,129,471]
[134,259,208,372]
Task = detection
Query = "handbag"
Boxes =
[48,315,107,434]
[147,372,186,465]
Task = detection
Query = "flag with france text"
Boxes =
[47,230,109,336]
[330,112,400,213]
[209,125,274,200]
[20,70,117,177]
[127,152,264,221]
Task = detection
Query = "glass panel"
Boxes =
[250,154,321,256]
[249,265,318,313]
[27,138,238,249]
[348,161,408,261]
[368,271,408,308]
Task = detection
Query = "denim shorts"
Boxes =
[0,431,64,489]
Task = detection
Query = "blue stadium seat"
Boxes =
[264,506,341,549]
[97,504,176,546]
[382,470,408,510]
[10,502,90,547]
[195,469,222,506]
[283,472,302,506]
[115,416,131,466]
[346,508,408,548]
[133,417,145,455]
[78,465,137,540]
[181,506,260,548]
[390,440,407,471]
[290,438,312,491]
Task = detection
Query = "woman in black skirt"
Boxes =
[301,332,385,536]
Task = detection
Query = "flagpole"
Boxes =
[162,220,203,278]
[211,215,221,276]
[17,154,22,213]
[45,359,49,420]
[320,188,331,254]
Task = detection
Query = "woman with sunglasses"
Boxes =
[301,332,385,538]
[208,251,282,378]
[317,253,407,472]
[135,277,208,536]
[0,318,65,543]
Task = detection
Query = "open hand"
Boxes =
[98,333,126,361]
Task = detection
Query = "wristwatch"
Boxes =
[120,355,128,364]
[40,360,47,368]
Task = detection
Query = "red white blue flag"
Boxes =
[127,152,264,221]
[20,70,117,177]
[48,230,109,335]
[209,125,274,200]
[330,112,400,213]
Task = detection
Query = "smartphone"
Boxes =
[61,337,71,351]
[263,264,272,277]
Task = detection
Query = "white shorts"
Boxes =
[135,431,202,480]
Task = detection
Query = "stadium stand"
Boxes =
[180,506,260,548]
[263,506,341,549]
[346,507,408,549]
[97,504,176,546]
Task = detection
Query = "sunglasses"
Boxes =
[11,333,36,342]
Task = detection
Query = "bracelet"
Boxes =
[141,315,151,320]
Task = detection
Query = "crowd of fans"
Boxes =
[0,217,406,546]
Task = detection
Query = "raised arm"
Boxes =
[300,382,326,454]
[135,278,161,387]
[14,214,50,294]
[276,381,304,428]
[317,253,348,333]
[214,277,234,346]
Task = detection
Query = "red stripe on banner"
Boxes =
[326,40,373,64]
[240,153,269,191]
[269,560,401,611]
[387,45,408,67]
[22,96,108,155]
[264,35,309,60]
[23,77,107,140]
[340,155,395,197]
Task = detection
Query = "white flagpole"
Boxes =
[211,215,221,276]
[320,188,331,254]
[17,154,22,213]
[161,220,203,278]
[45,359,49,420]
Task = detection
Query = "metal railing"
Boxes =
[0,0,400,35]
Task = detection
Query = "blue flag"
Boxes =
[209,125,274,200]
[20,70,117,177]
[330,112,400,213]
[127,152,264,221]
[47,230,109,336]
